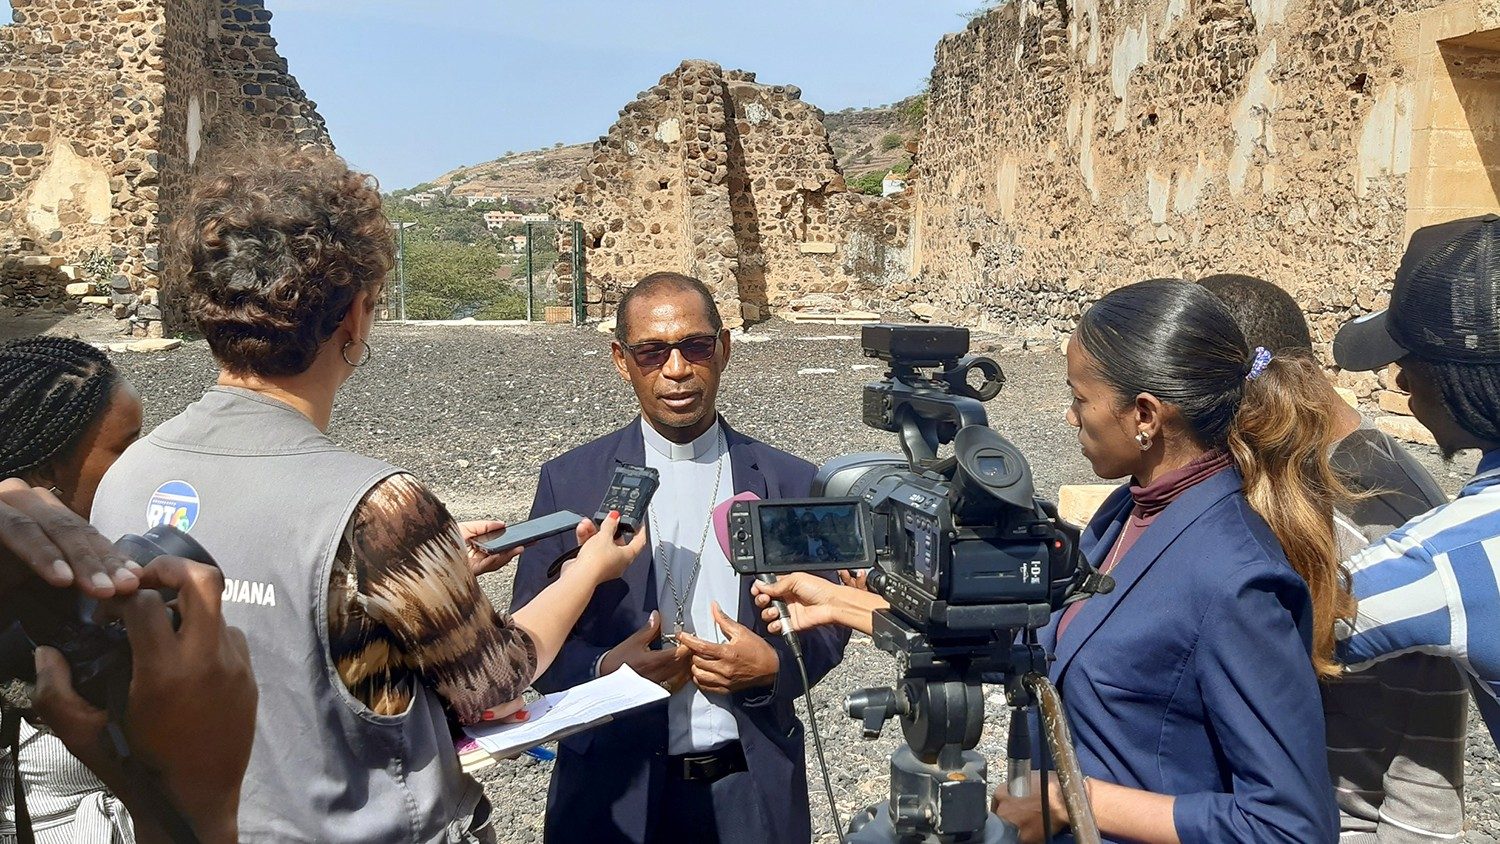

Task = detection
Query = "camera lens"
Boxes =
[113,525,217,569]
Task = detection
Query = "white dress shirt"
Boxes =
[640,417,742,754]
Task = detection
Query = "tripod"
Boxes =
[843,612,1099,844]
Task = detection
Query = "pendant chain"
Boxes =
[651,425,727,634]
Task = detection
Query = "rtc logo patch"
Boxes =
[146,480,200,532]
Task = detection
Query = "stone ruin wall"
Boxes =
[556,60,910,326]
[912,0,1500,360]
[0,0,328,335]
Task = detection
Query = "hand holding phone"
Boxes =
[469,510,589,555]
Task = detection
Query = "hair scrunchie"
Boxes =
[1246,346,1273,380]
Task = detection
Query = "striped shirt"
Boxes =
[1327,424,1466,843]
[1340,448,1500,738]
[0,721,132,843]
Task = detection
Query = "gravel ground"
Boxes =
[86,318,1495,841]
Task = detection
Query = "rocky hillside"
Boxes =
[824,101,919,179]
[429,144,593,208]
[419,94,922,207]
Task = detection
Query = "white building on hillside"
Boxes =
[485,210,525,230]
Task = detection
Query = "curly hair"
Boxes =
[0,337,117,477]
[173,145,393,377]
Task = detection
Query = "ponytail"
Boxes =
[1078,279,1352,678]
[1229,354,1353,678]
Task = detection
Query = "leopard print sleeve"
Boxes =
[328,472,537,724]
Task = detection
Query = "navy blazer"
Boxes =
[510,418,850,844]
[1039,468,1338,843]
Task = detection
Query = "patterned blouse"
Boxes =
[327,473,536,725]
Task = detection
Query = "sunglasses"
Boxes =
[623,333,720,368]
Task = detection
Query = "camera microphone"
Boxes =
[712,492,802,659]
[713,491,843,842]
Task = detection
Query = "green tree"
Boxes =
[847,171,885,196]
[399,233,525,320]
[880,133,905,151]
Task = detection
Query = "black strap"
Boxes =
[100,676,201,844]
[2,706,35,844]
[545,546,582,580]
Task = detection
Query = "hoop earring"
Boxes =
[341,339,371,368]
[1135,431,1152,451]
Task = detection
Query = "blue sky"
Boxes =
[3,1,982,189]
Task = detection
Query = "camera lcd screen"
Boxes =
[755,501,872,570]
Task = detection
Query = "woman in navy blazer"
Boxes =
[758,280,1348,843]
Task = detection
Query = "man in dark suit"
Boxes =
[511,271,849,844]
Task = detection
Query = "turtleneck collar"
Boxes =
[1128,448,1233,519]
[640,416,723,462]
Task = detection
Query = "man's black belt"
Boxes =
[666,741,747,783]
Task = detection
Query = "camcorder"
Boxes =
[728,323,1094,640]
[728,324,1107,843]
[0,525,219,711]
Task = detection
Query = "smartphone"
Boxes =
[470,510,588,555]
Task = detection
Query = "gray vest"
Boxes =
[91,387,481,843]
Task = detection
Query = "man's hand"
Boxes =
[33,556,254,843]
[990,773,1071,844]
[459,520,525,576]
[676,602,779,695]
[599,610,692,693]
[0,478,140,599]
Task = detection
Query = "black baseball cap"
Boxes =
[1334,214,1500,371]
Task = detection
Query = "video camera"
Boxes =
[728,323,1090,638]
[0,525,219,711]
[728,324,1106,843]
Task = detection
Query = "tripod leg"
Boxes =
[1024,673,1101,844]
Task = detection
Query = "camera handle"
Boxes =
[889,394,989,467]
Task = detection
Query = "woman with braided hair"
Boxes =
[0,337,142,516]
[0,336,143,844]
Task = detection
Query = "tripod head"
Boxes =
[843,611,1050,842]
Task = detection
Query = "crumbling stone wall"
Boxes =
[912,0,1500,356]
[557,60,909,325]
[0,0,328,335]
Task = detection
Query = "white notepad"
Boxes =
[462,664,671,761]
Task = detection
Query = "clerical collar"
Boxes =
[641,416,723,462]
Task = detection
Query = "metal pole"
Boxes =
[397,223,408,322]
[572,220,584,327]
[525,222,534,322]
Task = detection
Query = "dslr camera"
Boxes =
[0,525,219,711]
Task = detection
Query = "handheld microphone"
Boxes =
[712,492,802,659]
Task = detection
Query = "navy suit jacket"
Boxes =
[510,418,850,844]
[1039,468,1338,843]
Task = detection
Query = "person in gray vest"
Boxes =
[1198,273,1466,842]
[91,145,648,844]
